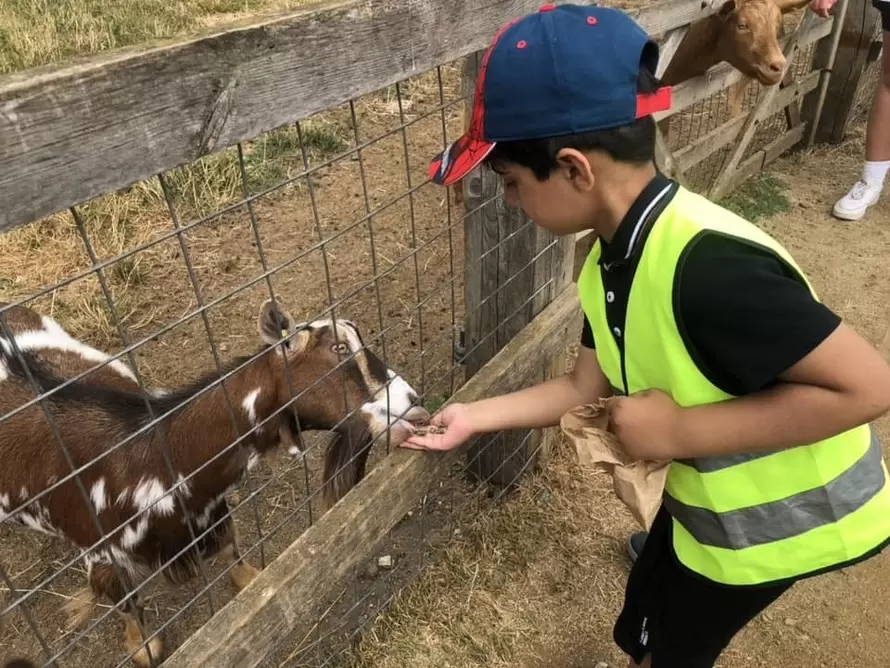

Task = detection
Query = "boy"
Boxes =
[403,4,890,667]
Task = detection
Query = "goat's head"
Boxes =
[256,298,430,507]
[714,0,811,87]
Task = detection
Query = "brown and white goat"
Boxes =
[0,298,429,666]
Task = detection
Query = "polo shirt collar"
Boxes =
[598,171,676,269]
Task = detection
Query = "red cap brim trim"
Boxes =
[429,134,497,186]
[635,85,672,119]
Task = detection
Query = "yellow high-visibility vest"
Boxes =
[578,185,890,586]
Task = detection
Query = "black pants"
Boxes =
[613,507,794,668]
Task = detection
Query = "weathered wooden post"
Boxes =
[802,0,882,145]
[460,52,575,488]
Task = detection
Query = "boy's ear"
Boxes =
[555,148,595,192]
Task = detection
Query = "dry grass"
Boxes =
[0,0,321,75]
[346,434,639,668]
[0,0,459,355]
[0,118,351,349]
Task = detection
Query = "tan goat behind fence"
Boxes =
[661,0,814,125]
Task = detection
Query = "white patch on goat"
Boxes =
[338,321,381,393]
[246,450,260,472]
[116,488,130,506]
[304,318,381,395]
[108,545,141,578]
[19,486,28,502]
[242,388,262,432]
[192,495,228,530]
[121,516,150,550]
[132,478,175,517]
[0,493,9,522]
[9,317,139,384]
[174,474,191,500]
[0,355,8,382]
[19,506,57,536]
[90,477,108,514]
[361,369,420,432]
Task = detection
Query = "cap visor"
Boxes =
[429,134,496,186]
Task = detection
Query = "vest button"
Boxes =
[613,326,621,337]
[606,291,615,303]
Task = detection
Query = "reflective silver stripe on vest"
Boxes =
[664,429,887,550]
[676,446,787,473]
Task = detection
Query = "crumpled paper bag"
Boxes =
[559,398,670,531]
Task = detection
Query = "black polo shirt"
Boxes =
[579,172,842,397]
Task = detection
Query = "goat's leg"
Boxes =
[91,562,164,668]
[725,77,750,120]
[219,515,260,591]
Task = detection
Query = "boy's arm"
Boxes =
[466,343,611,433]
[610,233,890,460]
[673,322,890,458]
[403,324,610,451]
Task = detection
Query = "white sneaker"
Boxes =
[832,180,883,221]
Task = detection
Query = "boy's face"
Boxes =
[489,150,599,236]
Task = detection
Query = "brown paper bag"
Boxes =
[559,398,670,531]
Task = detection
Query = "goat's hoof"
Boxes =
[230,563,261,591]
[287,445,304,459]
[128,636,164,668]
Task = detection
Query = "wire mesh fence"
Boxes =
[0,3,853,667]
[848,18,885,129]
[662,8,821,194]
[0,43,566,666]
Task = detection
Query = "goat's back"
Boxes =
[0,303,158,547]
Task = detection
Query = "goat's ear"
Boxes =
[717,0,736,20]
[258,298,291,343]
[774,0,812,13]
[257,298,309,354]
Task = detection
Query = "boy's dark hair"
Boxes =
[483,64,661,180]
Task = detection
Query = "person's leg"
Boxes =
[613,507,794,668]
[834,8,890,220]
[613,508,671,667]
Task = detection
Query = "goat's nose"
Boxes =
[768,59,785,73]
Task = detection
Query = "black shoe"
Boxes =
[627,531,648,563]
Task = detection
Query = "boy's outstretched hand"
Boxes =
[401,403,476,451]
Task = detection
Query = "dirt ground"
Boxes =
[348,125,890,668]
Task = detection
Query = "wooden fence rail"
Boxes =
[0,0,725,234]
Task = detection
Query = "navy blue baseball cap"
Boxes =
[429,3,672,186]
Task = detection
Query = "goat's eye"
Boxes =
[332,342,350,355]
[736,21,749,30]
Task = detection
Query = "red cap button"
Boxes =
[539,3,556,11]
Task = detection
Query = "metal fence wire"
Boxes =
[0,48,563,667]
[0,6,874,668]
